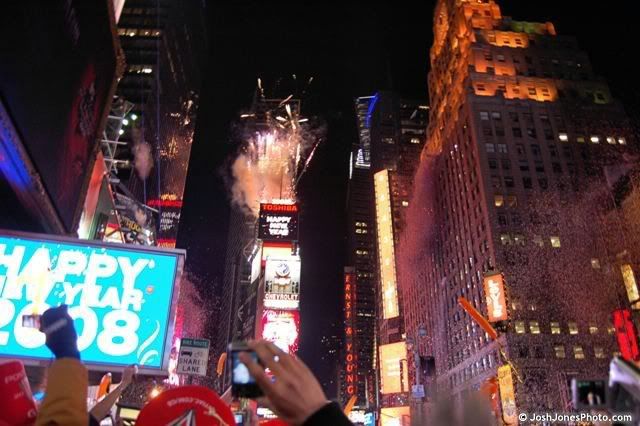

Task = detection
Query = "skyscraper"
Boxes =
[343,92,427,419]
[216,97,305,395]
[401,0,635,417]
[104,0,207,247]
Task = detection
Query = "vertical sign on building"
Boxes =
[497,365,518,425]
[344,268,357,399]
[620,264,640,310]
[483,273,508,322]
[613,309,640,362]
[374,170,399,319]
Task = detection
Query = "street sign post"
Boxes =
[177,338,210,376]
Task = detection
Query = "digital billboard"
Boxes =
[264,257,300,310]
[379,341,408,394]
[374,170,399,319]
[483,273,508,322]
[261,309,300,354]
[258,203,299,242]
[148,198,183,249]
[0,231,184,374]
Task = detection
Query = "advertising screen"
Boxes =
[379,341,408,394]
[620,264,640,310]
[261,309,300,354]
[0,231,184,373]
[483,273,508,322]
[374,170,399,319]
[264,257,300,310]
[258,203,299,242]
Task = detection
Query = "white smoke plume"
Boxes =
[132,141,153,180]
[228,113,324,217]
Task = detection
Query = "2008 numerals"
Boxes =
[0,300,140,357]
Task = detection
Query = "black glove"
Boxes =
[40,305,80,360]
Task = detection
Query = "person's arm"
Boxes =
[89,366,136,422]
[240,340,353,426]
[35,305,88,426]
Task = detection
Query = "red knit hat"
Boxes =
[0,361,38,426]
[136,385,235,426]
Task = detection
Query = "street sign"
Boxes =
[177,338,210,376]
[412,384,425,398]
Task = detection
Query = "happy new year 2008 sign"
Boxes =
[0,231,184,373]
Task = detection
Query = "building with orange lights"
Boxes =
[402,0,636,417]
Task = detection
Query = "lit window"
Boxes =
[480,111,489,120]
[558,133,569,142]
[594,347,605,359]
[589,324,599,334]
[410,137,421,144]
[533,235,544,247]
[573,346,585,359]
[530,321,540,334]
[142,67,153,74]
[568,322,579,335]
[494,195,504,207]
[591,259,601,269]
[497,144,508,153]
[555,346,566,358]
[607,137,616,145]
[486,143,495,153]
[577,136,585,143]
[402,201,409,207]
[608,325,616,335]
[500,234,512,245]
[590,135,600,144]
[618,137,627,145]
[550,236,561,248]
[515,321,526,334]
[550,322,561,334]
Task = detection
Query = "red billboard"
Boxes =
[261,309,300,354]
[613,309,640,362]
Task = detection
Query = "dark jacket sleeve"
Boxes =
[302,402,353,426]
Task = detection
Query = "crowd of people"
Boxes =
[0,305,353,426]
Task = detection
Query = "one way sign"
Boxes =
[177,338,210,376]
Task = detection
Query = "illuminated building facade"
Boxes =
[217,98,304,393]
[342,92,427,416]
[404,0,635,416]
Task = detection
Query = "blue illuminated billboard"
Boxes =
[0,231,184,374]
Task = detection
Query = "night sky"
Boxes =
[176,1,639,392]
